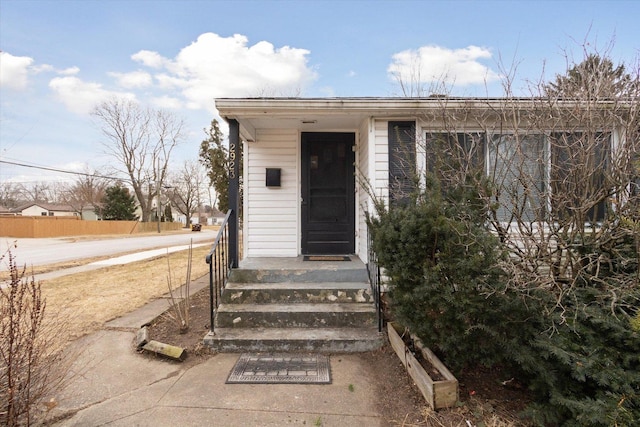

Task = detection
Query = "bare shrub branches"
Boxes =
[1,249,71,426]
[165,242,193,333]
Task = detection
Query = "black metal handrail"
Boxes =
[206,209,233,334]
[366,222,383,332]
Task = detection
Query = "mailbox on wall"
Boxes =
[265,168,281,187]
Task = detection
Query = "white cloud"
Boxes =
[41,33,314,117]
[132,50,167,68]
[49,76,135,114]
[155,73,189,90]
[32,64,54,74]
[59,161,88,173]
[151,95,183,110]
[59,66,80,76]
[132,32,317,111]
[109,70,153,88]
[0,52,34,90]
[388,45,500,87]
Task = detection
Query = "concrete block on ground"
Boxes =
[142,340,187,361]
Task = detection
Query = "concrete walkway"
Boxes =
[31,243,209,283]
[46,275,387,426]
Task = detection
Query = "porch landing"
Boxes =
[203,256,383,353]
[238,255,367,270]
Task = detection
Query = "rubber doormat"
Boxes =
[303,255,351,261]
[226,353,331,384]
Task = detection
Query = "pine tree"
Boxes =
[544,54,636,98]
[163,204,173,222]
[199,119,230,212]
[101,184,138,220]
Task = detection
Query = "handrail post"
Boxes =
[366,217,383,332]
[206,210,233,335]
[207,252,214,334]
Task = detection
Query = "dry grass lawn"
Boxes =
[38,244,212,343]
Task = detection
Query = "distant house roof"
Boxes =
[210,207,225,217]
[13,203,77,213]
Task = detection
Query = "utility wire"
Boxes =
[0,159,121,181]
[0,159,197,186]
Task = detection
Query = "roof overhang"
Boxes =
[215,97,626,142]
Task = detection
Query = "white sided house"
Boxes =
[217,97,633,264]
[204,97,635,352]
[16,203,79,217]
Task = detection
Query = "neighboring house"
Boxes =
[215,97,635,263]
[81,205,102,221]
[0,205,14,216]
[174,207,226,226]
[207,207,226,225]
[14,203,79,217]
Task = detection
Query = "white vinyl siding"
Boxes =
[373,119,389,201]
[356,119,372,261]
[244,129,299,258]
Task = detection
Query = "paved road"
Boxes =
[1,230,216,267]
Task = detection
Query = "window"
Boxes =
[41,212,47,216]
[424,132,485,183]
[416,129,611,225]
[388,121,416,206]
[550,132,610,223]
[488,134,547,223]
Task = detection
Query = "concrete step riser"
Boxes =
[221,288,373,304]
[204,338,382,353]
[203,329,384,353]
[229,269,370,283]
[216,311,377,329]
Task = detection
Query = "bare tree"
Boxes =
[92,98,184,222]
[397,47,640,320]
[61,170,108,219]
[167,160,205,227]
[0,182,22,209]
[16,182,53,204]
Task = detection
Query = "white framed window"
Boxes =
[487,133,547,223]
[421,129,612,225]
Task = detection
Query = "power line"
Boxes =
[0,159,121,181]
[0,159,205,189]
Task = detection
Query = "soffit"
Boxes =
[214,97,619,142]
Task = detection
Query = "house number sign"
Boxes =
[229,143,236,179]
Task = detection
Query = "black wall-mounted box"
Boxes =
[266,168,281,187]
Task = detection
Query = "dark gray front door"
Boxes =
[301,132,355,254]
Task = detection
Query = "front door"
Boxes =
[301,132,355,254]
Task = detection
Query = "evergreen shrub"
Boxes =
[367,177,532,371]
[368,177,640,426]
[521,223,640,426]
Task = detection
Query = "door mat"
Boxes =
[303,255,351,262]
[226,353,331,384]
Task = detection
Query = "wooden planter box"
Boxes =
[387,322,458,409]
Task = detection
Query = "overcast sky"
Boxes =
[1,0,638,185]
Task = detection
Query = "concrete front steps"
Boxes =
[203,257,383,353]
